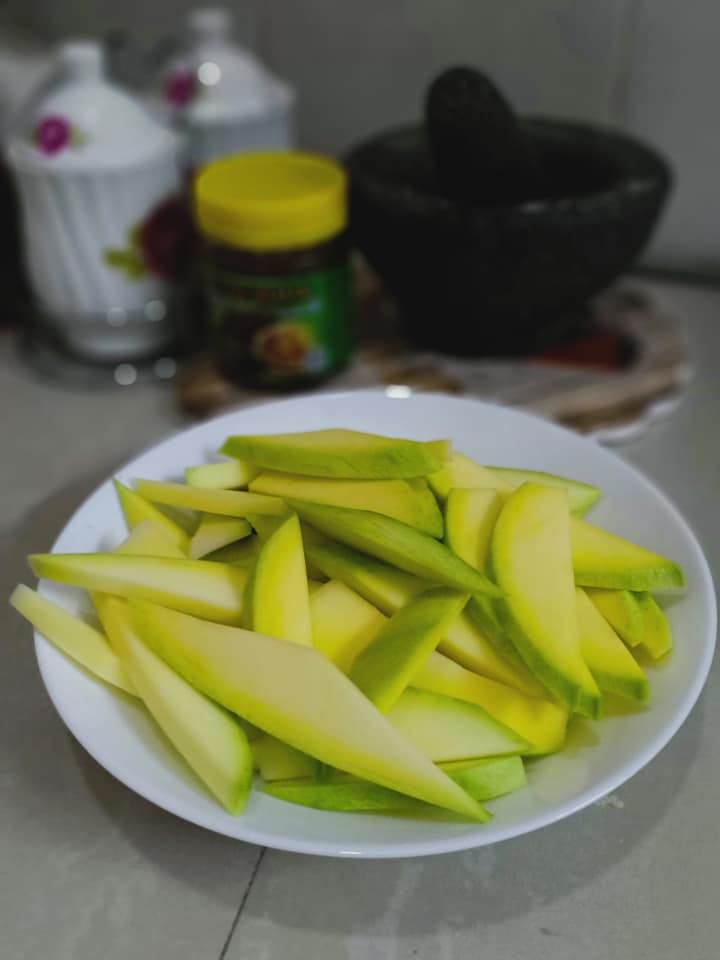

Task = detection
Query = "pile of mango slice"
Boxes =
[10,429,684,822]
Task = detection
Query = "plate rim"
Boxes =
[33,389,717,858]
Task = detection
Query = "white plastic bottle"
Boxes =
[157,6,296,171]
[6,41,185,361]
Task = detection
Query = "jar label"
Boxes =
[207,264,352,385]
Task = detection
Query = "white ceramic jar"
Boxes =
[155,7,295,171]
[6,41,185,361]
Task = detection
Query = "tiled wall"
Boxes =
[2,0,717,272]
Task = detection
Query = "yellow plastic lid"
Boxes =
[194,151,348,252]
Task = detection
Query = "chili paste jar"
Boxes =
[194,151,352,387]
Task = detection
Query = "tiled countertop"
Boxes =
[1,279,717,960]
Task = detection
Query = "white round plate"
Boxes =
[34,391,716,858]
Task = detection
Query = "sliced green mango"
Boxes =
[9,584,136,695]
[96,595,253,813]
[441,606,546,697]
[585,588,646,647]
[441,755,527,799]
[387,688,529,762]
[244,513,285,541]
[637,593,673,660]
[189,515,252,560]
[249,471,443,537]
[308,540,540,696]
[30,553,248,625]
[310,579,386,671]
[247,513,313,646]
[287,501,501,596]
[185,460,257,489]
[306,541,426,614]
[445,487,503,569]
[491,484,601,717]
[350,588,468,711]
[114,479,189,552]
[487,467,601,515]
[413,651,568,754]
[251,735,318,782]
[205,537,261,566]
[115,520,186,559]
[427,452,510,501]
[575,589,649,702]
[130,601,486,819]
[571,517,685,591]
[265,778,427,813]
[264,755,525,814]
[221,428,450,479]
[135,479,286,518]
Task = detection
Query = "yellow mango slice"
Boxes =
[413,651,568,754]
[310,579,386,671]
[247,513,313,646]
[9,584,135,695]
[135,479,285,518]
[30,553,248,625]
[576,589,649,702]
[221,428,450,479]
[97,595,252,813]
[130,601,486,820]
[189,515,252,560]
[491,484,601,717]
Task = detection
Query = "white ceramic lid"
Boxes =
[162,7,294,125]
[7,41,177,172]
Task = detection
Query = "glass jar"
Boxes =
[194,151,352,388]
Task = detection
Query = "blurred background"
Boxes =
[0,0,714,441]
[1,0,717,275]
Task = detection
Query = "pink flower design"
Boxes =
[164,69,197,108]
[35,115,73,155]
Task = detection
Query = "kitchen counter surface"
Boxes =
[1,278,717,960]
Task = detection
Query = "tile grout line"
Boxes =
[218,846,267,960]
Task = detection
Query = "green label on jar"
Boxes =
[208,264,352,386]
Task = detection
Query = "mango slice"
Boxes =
[252,735,319,782]
[114,479,189,552]
[576,589,650,702]
[306,541,426,613]
[97,595,253,813]
[189,515,252,560]
[30,553,248,625]
[350,588,468,711]
[221,428,450,479]
[247,513,313,646]
[571,518,685,591]
[130,601,486,820]
[310,580,386,671]
[308,539,541,695]
[265,756,525,814]
[585,588,646,647]
[445,487,503,569]
[487,467,601,515]
[413,651,568,754]
[289,501,502,596]
[10,584,135,695]
[135,479,285,518]
[185,460,256,489]
[491,484,601,717]
[387,688,529,762]
[250,471,443,537]
[427,452,509,501]
[637,593,673,660]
